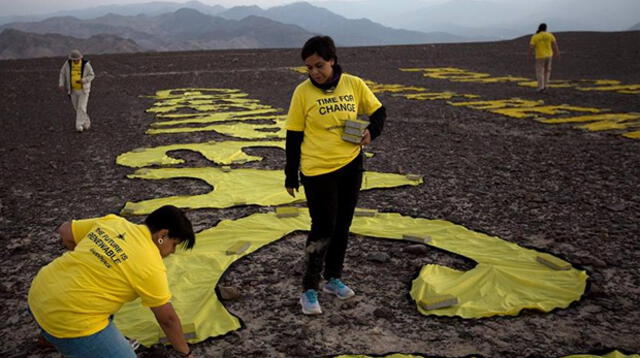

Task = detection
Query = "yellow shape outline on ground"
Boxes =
[562,351,640,358]
[330,351,639,358]
[380,70,637,139]
[114,210,587,346]
[151,113,285,127]
[116,140,285,168]
[400,67,640,95]
[146,119,285,138]
[120,168,422,215]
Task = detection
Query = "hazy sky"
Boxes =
[0,0,451,16]
[1,0,343,16]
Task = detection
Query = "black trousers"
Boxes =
[301,153,363,290]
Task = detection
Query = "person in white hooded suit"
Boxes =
[58,49,95,132]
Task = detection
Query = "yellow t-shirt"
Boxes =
[530,32,557,59]
[285,73,382,176]
[70,61,83,90]
[28,214,171,338]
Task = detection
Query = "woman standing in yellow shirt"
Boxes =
[528,23,560,93]
[284,36,386,315]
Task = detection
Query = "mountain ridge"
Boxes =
[217,1,464,46]
[0,4,466,59]
[0,28,141,59]
[0,9,316,56]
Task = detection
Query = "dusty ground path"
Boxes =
[1,31,639,358]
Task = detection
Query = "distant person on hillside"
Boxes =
[28,205,197,358]
[284,35,386,315]
[528,23,560,93]
[58,49,94,132]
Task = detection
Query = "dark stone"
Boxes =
[367,252,390,263]
[404,244,429,255]
[218,286,241,300]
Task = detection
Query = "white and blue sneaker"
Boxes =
[323,278,355,300]
[300,289,322,315]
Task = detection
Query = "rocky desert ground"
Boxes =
[1,31,639,357]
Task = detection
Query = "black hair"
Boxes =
[145,205,195,250]
[537,23,547,33]
[301,35,337,63]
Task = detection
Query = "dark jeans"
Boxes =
[301,153,363,290]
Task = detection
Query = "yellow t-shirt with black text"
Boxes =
[530,32,557,59]
[28,214,171,338]
[286,73,382,176]
[70,61,83,90]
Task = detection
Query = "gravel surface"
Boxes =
[1,31,639,358]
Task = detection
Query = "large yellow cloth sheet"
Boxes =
[115,210,586,346]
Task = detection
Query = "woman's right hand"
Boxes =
[171,348,196,358]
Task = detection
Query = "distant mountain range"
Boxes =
[3,0,639,37]
[0,29,141,60]
[313,0,640,39]
[630,23,640,31]
[0,1,226,24]
[2,0,637,60]
[0,2,465,59]
[215,2,463,46]
[0,8,315,58]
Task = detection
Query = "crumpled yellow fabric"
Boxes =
[116,140,285,168]
[400,67,640,95]
[563,351,640,358]
[400,92,480,101]
[151,113,284,127]
[148,88,240,99]
[538,113,640,133]
[576,84,640,94]
[331,351,639,358]
[146,119,285,138]
[350,214,587,318]
[400,67,491,80]
[518,80,574,88]
[539,113,640,125]
[116,140,375,169]
[490,105,602,119]
[121,168,422,215]
[147,101,273,113]
[448,99,603,119]
[115,210,587,346]
[145,88,276,113]
[448,99,544,110]
[623,131,640,139]
[331,355,429,358]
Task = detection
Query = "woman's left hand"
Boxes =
[360,129,372,146]
[286,187,298,197]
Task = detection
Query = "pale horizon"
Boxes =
[2,0,506,17]
[1,0,365,16]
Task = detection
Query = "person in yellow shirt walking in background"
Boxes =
[28,205,197,357]
[58,49,94,132]
[284,35,386,315]
[528,23,560,93]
